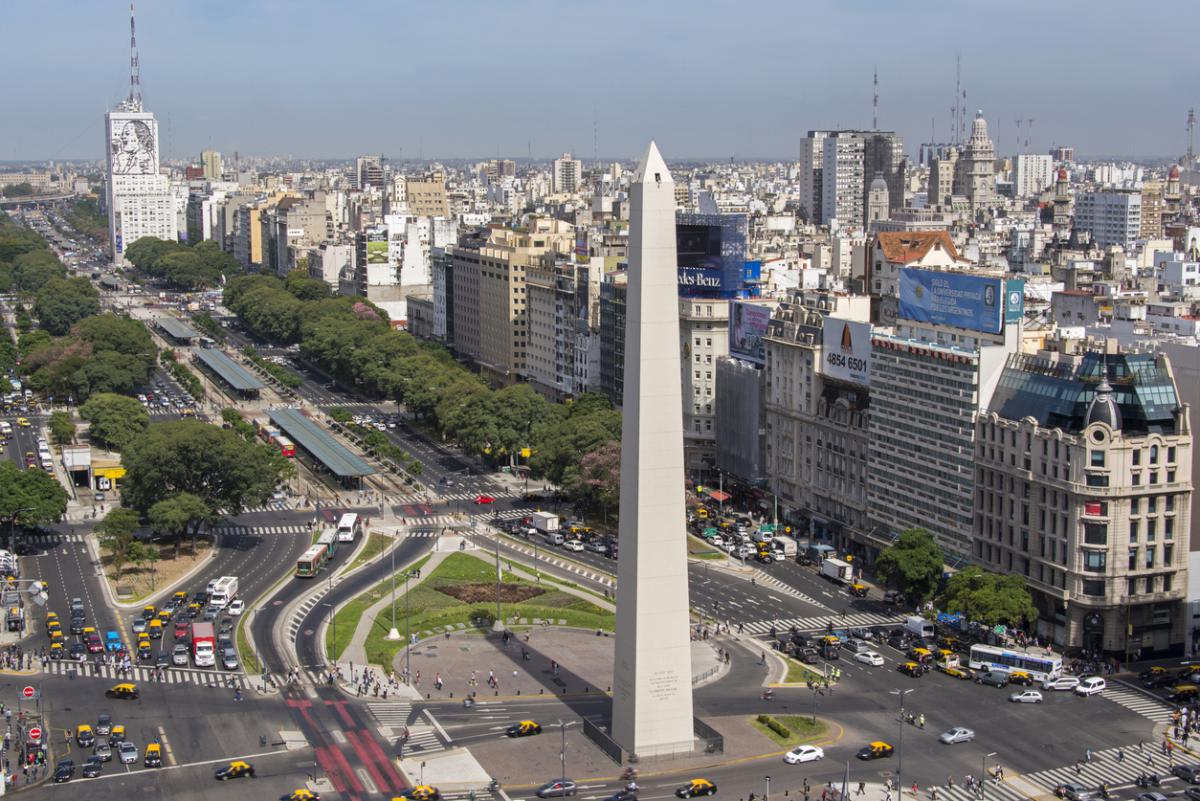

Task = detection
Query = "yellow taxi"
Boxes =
[108,724,126,745]
[48,642,64,659]
[695,507,709,519]
[157,609,172,623]
[897,661,924,678]
[675,779,718,798]
[46,619,62,635]
[75,725,95,748]
[105,683,139,700]
[1170,684,1200,702]
[400,786,442,801]
[45,612,58,625]
[214,760,256,780]
[141,605,157,621]
[186,602,202,618]
[938,665,974,680]
[505,720,542,737]
[856,741,895,760]
[48,630,64,644]
[1008,670,1035,686]
[286,790,321,801]
[849,583,868,597]
[16,418,30,428]
[144,742,163,767]
[147,619,164,639]
[171,591,188,608]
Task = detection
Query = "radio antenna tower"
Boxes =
[872,65,879,131]
[1188,108,1196,166]
[128,3,142,108]
[953,54,961,146]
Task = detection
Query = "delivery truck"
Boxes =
[208,576,238,609]
[819,557,854,584]
[191,621,216,667]
[529,511,560,534]
[771,535,799,558]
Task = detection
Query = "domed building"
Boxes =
[953,110,997,211]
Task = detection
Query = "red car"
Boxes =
[174,621,189,639]
[84,634,104,654]
[474,495,495,505]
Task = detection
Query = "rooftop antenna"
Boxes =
[128,2,142,108]
[593,101,599,167]
[872,65,879,131]
[1188,108,1196,166]
[953,53,961,146]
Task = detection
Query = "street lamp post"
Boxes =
[386,541,401,640]
[557,720,577,780]
[7,507,35,552]
[765,775,771,801]
[982,752,997,801]
[322,603,335,676]
[405,569,414,682]
[493,533,504,631]
[890,687,914,793]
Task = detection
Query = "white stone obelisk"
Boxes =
[611,141,694,758]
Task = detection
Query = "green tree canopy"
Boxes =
[120,419,284,515]
[2,182,35,197]
[49,410,75,445]
[11,250,66,293]
[936,565,1037,627]
[149,492,213,557]
[97,508,141,580]
[567,439,621,519]
[79,392,150,451]
[33,277,100,335]
[874,528,945,605]
[0,461,68,527]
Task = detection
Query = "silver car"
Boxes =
[93,742,112,762]
[172,643,189,666]
[117,741,138,765]
[938,727,975,744]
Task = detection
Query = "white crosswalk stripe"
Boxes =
[367,701,413,727]
[753,572,824,607]
[224,499,299,514]
[1102,680,1175,723]
[367,703,446,754]
[932,744,1172,801]
[41,659,246,688]
[214,524,312,537]
[742,612,905,635]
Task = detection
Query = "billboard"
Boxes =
[107,114,159,176]
[821,318,871,386]
[729,301,772,365]
[1005,279,1025,325]
[898,268,1003,334]
[676,213,746,298]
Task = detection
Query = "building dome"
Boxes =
[1169,164,1181,179]
[1085,374,1122,430]
[870,173,888,193]
[1057,167,1069,182]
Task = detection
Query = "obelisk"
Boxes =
[611,141,694,757]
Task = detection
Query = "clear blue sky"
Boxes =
[1,0,1192,162]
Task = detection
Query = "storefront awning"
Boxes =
[707,490,731,502]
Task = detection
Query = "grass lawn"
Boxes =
[326,553,432,660]
[346,532,390,572]
[783,658,828,684]
[751,714,829,748]
[358,552,613,668]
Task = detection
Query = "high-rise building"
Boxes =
[552,152,583,194]
[1013,154,1054,199]
[821,132,865,228]
[679,297,730,474]
[200,149,222,181]
[1075,189,1142,249]
[978,349,1192,657]
[355,156,384,190]
[599,271,628,407]
[798,132,827,223]
[802,130,905,228]
[105,7,175,264]
[953,111,996,210]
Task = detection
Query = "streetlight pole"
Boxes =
[386,543,401,641]
[890,687,914,793]
[765,775,771,801]
[557,720,577,780]
[494,534,503,630]
[405,570,413,682]
[982,752,997,801]
[7,507,35,552]
[322,603,335,675]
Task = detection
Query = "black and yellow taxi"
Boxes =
[143,742,163,768]
[1008,670,1036,686]
[147,619,164,639]
[141,605,157,622]
[137,640,153,661]
[1170,684,1200,703]
[284,790,321,801]
[46,617,62,635]
[45,611,59,626]
[157,609,173,624]
[186,602,202,619]
[897,661,924,678]
[49,629,64,645]
[215,760,257,780]
[505,720,542,737]
[75,724,95,748]
[938,636,963,653]
[675,779,718,798]
[849,583,868,597]
[16,417,30,428]
[856,741,895,760]
[108,725,126,746]
[399,785,442,801]
[49,641,65,659]
[105,683,139,700]
[171,591,188,609]
[906,647,933,665]
[938,665,974,680]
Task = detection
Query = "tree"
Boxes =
[149,492,213,557]
[97,508,140,580]
[568,439,621,523]
[0,461,69,534]
[937,566,1037,628]
[120,420,284,515]
[11,250,66,293]
[2,182,34,197]
[873,528,944,605]
[33,277,100,335]
[49,411,75,445]
[79,393,150,451]
[127,541,160,589]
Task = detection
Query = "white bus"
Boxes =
[967,644,1063,682]
[336,513,362,543]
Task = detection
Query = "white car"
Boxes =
[1009,690,1044,704]
[563,539,585,552]
[1042,676,1080,691]
[227,599,245,616]
[784,745,824,764]
[1075,677,1106,696]
[855,651,885,666]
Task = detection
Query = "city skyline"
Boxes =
[0,0,1195,162]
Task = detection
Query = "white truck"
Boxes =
[905,616,935,639]
[529,511,560,534]
[771,535,799,558]
[819,557,854,584]
[208,576,239,609]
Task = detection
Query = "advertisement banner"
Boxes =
[729,302,772,365]
[675,213,747,298]
[898,268,1003,334]
[366,240,389,264]
[1005,279,1025,325]
[820,318,871,386]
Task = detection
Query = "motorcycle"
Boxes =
[621,768,639,781]
[1135,774,1161,788]
[488,779,501,792]
[1098,784,1110,799]
[761,689,775,701]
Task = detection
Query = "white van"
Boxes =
[1074,677,1106,696]
[543,532,564,547]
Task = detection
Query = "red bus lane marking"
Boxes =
[325,699,357,729]
[361,729,407,790]
[345,730,394,794]
[325,741,366,795]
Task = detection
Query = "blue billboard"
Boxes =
[898,268,1003,334]
[1004,279,1025,325]
[676,213,746,298]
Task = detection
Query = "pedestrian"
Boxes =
[857,781,866,796]
[946,776,954,788]
[1086,748,1093,763]
[911,783,918,798]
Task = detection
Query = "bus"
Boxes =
[296,545,327,578]
[336,513,362,543]
[276,436,296,458]
[967,644,1063,682]
[316,531,338,558]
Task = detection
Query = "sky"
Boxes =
[1,0,1193,163]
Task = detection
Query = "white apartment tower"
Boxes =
[105,7,175,265]
[1075,189,1143,250]
[553,152,583,193]
[1013,154,1054,199]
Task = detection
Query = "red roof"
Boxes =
[874,230,959,264]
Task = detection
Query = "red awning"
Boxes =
[707,490,731,502]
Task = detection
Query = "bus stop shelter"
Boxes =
[156,316,201,345]
[193,348,264,398]
[268,408,375,487]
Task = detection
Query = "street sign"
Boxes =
[20,686,35,699]
[28,727,41,741]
